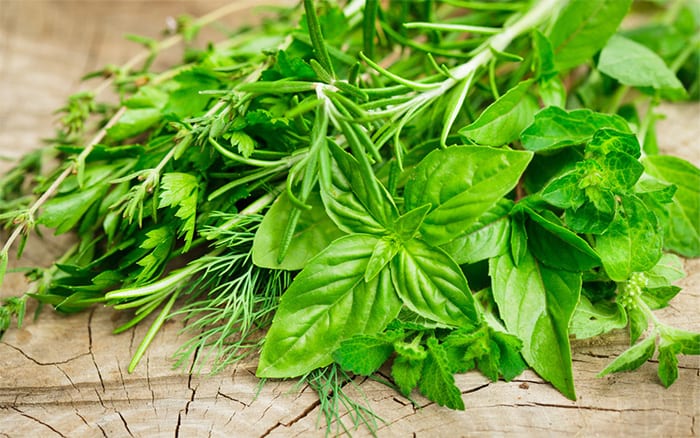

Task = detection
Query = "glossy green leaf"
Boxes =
[253,191,343,270]
[256,234,401,378]
[657,343,679,388]
[391,239,479,328]
[524,208,601,272]
[440,199,512,265]
[565,189,616,234]
[404,146,532,245]
[365,236,401,282]
[459,80,537,146]
[40,183,108,234]
[549,0,633,70]
[627,305,648,345]
[643,155,700,257]
[490,250,581,399]
[521,107,630,152]
[598,34,686,99]
[597,335,656,377]
[596,196,663,281]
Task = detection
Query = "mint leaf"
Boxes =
[391,355,423,397]
[418,337,465,410]
[333,335,394,376]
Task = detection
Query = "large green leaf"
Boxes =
[490,250,581,399]
[642,155,700,257]
[548,0,633,70]
[256,234,401,378]
[404,146,532,245]
[596,196,663,281]
[391,239,479,328]
[253,191,344,270]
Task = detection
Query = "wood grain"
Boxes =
[1,1,698,436]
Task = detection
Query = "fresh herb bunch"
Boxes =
[1,0,699,434]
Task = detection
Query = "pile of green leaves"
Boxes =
[1,0,699,433]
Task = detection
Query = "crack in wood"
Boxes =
[259,398,322,438]
[118,411,135,438]
[462,382,490,395]
[10,407,67,437]
[87,309,106,393]
[1,341,90,367]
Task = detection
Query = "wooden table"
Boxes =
[1,1,699,436]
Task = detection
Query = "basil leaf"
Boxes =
[253,191,343,270]
[657,343,679,388]
[627,305,648,345]
[405,146,532,245]
[441,199,512,265]
[391,239,479,328]
[524,207,601,272]
[642,155,700,257]
[490,250,581,399]
[596,196,663,281]
[549,0,633,70]
[598,34,686,100]
[645,253,685,289]
[320,142,397,234]
[521,107,630,152]
[659,327,700,355]
[257,234,401,378]
[597,335,656,377]
[459,79,538,146]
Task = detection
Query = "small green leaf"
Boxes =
[333,335,394,376]
[628,305,648,345]
[365,236,400,282]
[657,342,679,388]
[418,337,465,410]
[597,335,656,377]
[598,34,686,99]
[107,108,162,141]
[570,295,627,339]
[229,131,255,158]
[459,79,537,146]
[394,204,432,241]
[659,327,700,355]
[159,172,199,250]
[40,183,107,234]
[391,354,423,397]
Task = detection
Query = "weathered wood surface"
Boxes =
[0,1,698,436]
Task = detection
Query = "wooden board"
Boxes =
[1,1,699,436]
